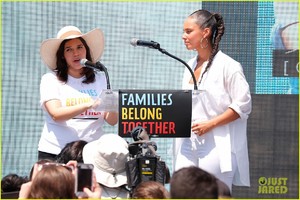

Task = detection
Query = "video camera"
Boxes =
[125,126,170,190]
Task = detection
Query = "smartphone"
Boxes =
[75,163,94,197]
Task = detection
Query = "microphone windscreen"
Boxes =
[80,58,87,66]
[130,38,138,46]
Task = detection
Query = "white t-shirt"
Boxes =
[38,72,107,155]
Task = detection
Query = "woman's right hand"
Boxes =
[90,98,100,109]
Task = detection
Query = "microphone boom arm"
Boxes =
[158,48,198,90]
[96,62,111,90]
[80,59,111,90]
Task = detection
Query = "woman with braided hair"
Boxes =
[174,9,252,192]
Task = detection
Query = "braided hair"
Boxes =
[189,10,225,85]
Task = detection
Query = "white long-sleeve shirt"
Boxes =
[181,50,252,186]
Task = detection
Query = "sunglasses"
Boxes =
[38,162,74,172]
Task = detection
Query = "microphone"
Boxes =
[80,58,111,89]
[130,38,160,49]
[130,40,198,90]
[80,58,98,69]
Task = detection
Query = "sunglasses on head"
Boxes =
[38,162,74,172]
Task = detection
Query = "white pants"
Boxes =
[174,133,237,191]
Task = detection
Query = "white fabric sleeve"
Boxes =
[226,64,252,120]
[39,73,60,107]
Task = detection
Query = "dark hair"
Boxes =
[1,174,29,192]
[189,9,225,85]
[55,37,95,84]
[55,140,87,164]
[28,165,75,199]
[217,179,232,198]
[170,166,218,199]
[132,181,170,199]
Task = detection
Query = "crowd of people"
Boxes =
[2,134,231,199]
[2,8,251,199]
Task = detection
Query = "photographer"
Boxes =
[18,161,101,199]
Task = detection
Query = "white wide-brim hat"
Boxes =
[83,134,129,188]
[40,25,104,70]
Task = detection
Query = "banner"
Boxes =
[119,90,192,138]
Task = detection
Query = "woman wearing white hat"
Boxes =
[38,26,118,160]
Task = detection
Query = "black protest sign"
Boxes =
[119,90,192,138]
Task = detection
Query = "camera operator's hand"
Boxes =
[82,173,102,199]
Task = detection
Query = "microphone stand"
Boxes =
[83,61,118,112]
[153,45,198,90]
[95,61,111,90]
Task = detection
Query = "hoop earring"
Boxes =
[200,38,209,49]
